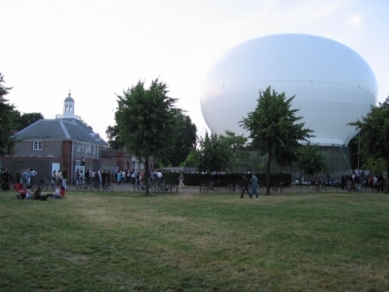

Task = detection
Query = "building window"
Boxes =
[33,141,43,150]
[75,142,80,152]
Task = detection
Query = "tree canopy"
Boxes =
[0,73,15,156]
[294,142,326,178]
[195,131,231,177]
[220,130,249,172]
[240,86,312,194]
[105,125,124,150]
[349,97,389,182]
[13,111,44,131]
[161,111,197,167]
[115,79,178,194]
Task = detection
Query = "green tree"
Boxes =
[220,130,249,172]
[240,86,312,194]
[295,142,326,180]
[185,149,199,168]
[349,97,389,189]
[13,111,44,131]
[162,111,197,166]
[196,131,230,179]
[105,125,124,150]
[362,157,385,175]
[115,79,178,194]
[0,73,15,156]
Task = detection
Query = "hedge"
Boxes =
[161,172,292,187]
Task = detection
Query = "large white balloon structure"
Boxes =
[200,34,377,146]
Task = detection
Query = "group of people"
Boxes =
[340,171,386,192]
[240,174,260,198]
[113,168,164,186]
[51,169,68,190]
[19,185,65,200]
[16,168,38,188]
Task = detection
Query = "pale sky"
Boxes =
[1,0,388,141]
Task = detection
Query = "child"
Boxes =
[53,186,65,198]
[25,186,33,199]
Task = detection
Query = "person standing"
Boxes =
[250,173,259,198]
[107,170,111,186]
[51,170,57,187]
[62,168,68,190]
[102,170,107,187]
[75,169,80,185]
[84,169,89,184]
[56,170,63,187]
[22,168,31,188]
[30,168,37,185]
[131,169,136,185]
[178,171,185,188]
[240,175,251,199]
[295,171,300,185]
[157,169,163,184]
[117,169,122,185]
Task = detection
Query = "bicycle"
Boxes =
[270,182,284,193]
[100,184,113,191]
[158,181,178,193]
[200,181,220,193]
[133,183,144,192]
[31,177,55,192]
[309,182,327,192]
[89,183,101,191]
[225,182,241,193]
[76,181,92,191]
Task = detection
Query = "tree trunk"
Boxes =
[384,157,389,194]
[266,153,272,195]
[144,157,150,195]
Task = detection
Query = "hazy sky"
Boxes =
[1,0,388,141]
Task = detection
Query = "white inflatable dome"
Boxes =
[200,34,377,146]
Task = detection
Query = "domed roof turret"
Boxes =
[64,92,74,103]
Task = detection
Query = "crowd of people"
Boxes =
[295,169,387,192]
[2,166,387,195]
[73,168,168,189]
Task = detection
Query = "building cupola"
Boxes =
[63,91,75,118]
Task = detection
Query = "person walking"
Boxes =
[250,173,259,198]
[240,175,251,199]
[178,171,185,188]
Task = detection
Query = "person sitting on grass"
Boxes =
[47,186,62,199]
[32,187,42,200]
[52,186,66,198]
[60,186,66,198]
[25,186,33,199]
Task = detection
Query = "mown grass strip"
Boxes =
[0,190,388,291]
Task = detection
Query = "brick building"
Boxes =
[0,93,151,184]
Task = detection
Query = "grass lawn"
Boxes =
[1,189,389,291]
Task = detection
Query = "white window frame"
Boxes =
[33,141,43,150]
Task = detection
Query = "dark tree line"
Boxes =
[0,73,44,156]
